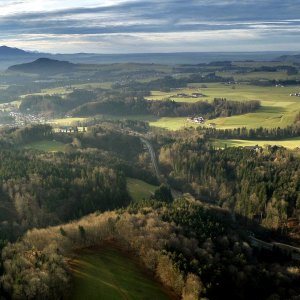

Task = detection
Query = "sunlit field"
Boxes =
[69,247,171,300]
[146,83,300,130]
[24,140,66,152]
[214,137,300,149]
[127,178,158,202]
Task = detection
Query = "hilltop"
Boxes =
[8,58,76,75]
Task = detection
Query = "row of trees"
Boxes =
[201,125,300,140]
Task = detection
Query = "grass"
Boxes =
[69,247,171,300]
[127,178,158,202]
[214,137,300,149]
[149,117,199,130]
[96,114,159,122]
[49,117,88,126]
[24,140,66,152]
[146,83,300,130]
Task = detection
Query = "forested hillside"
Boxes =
[1,199,300,300]
[157,128,300,229]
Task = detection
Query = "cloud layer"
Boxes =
[0,0,299,53]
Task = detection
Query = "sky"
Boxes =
[0,0,299,53]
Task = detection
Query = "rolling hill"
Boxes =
[8,58,76,75]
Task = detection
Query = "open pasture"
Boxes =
[214,137,300,149]
[127,178,158,202]
[24,140,66,152]
[147,83,300,130]
[49,117,88,126]
[69,247,171,300]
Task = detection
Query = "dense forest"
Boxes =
[0,149,130,235]
[1,199,300,300]
[0,119,299,299]
[156,128,300,229]
[71,97,260,118]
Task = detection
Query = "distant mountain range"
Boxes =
[1,45,299,69]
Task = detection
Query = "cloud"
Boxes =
[0,0,299,53]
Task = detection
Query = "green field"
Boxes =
[215,137,300,149]
[69,247,171,300]
[26,80,300,132]
[127,178,158,202]
[150,117,198,130]
[146,83,300,130]
[49,117,88,126]
[24,140,66,152]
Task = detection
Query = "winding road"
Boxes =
[140,137,161,181]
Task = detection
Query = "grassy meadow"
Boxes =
[49,117,88,126]
[127,178,158,202]
[69,247,171,300]
[56,81,299,131]
[146,83,300,130]
[24,140,66,152]
[214,137,300,149]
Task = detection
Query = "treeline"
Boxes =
[1,199,300,299]
[201,125,300,140]
[157,129,300,229]
[251,79,300,86]
[0,124,52,145]
[72,97,260,118]
[252,65,298,75]
[113,73,233,93]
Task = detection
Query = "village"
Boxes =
[0,102,49,127]
[176,92,207,98]
[8,111,47,127]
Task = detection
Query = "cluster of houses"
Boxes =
[177,93,206,98]
[186,117,217,127]
[223,81,239,85]
[290,92,300,97]
[187,116,205,124]
[53,126,87,133]
[8,111,47,127]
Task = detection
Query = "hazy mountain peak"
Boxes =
[0,45,30,56]
[8,58,76,75]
